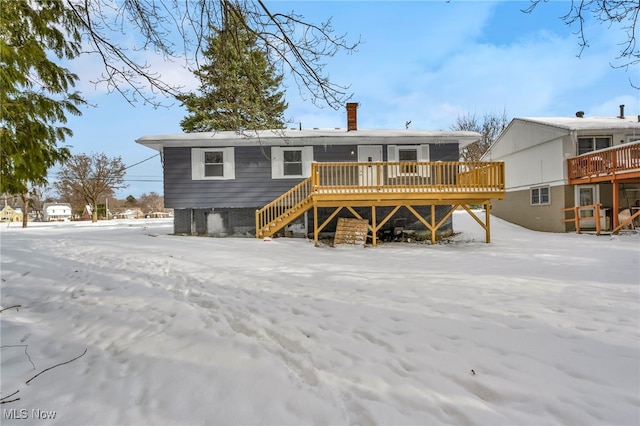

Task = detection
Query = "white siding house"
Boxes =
[43,203,72,222]
[484,110,640,232]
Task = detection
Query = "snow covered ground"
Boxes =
[1,212,638,426]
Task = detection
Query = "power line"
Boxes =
[123,153,160,170]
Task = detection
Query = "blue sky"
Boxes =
[59,0,639,198]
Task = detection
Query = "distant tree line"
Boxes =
[450,110,510,162]
[2,151,166,222]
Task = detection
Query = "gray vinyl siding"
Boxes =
[164,146,290,209]
[429,143,459,161]
[165,142,460,209]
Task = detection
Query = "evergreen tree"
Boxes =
[0,0,85,227]
[178,8,287,132]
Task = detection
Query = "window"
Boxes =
[283,150,303,176]
[578,136,611,155]
[204,151,224,177]
[387,145,430,177]
[398,148,418,174]
[271,146,313,179]
[191,147,235,180]
[530,186,550,205]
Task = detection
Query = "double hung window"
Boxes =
[191,147,235,180]
[271,146,313,178]
[530,186,550,205]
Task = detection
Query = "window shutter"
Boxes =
[387,145,397,161]
[302,146,313,177]
[419,145,430,161]
[223,147,235,180]
[419,145,430,177]
[191,148,202,180]
[387,145,398,178]
[271,147,283,179]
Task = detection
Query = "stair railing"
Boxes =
[255,176,313,237]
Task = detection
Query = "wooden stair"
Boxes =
[256,177,313,238]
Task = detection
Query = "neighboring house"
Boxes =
[483,107,640,233]
[43,203,72,221]
[145,211,172,218]
[115,208,144,219]
[137,103,506,245]
[0,205,23,222]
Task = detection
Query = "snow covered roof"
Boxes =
[136,128,482,151]
[516,116,640,132]
[43,202,72,210]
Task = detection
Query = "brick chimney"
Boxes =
[346,102,358,131]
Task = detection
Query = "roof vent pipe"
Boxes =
[619,104,625,119]
[576,111,584,118]
[347,102,359,131]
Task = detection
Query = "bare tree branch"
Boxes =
[0,390,20,405]
[524,0,639,75]
[61,0,359,109]
[26,348,87,385]
[0,305,22,313]
[1,345,36,370]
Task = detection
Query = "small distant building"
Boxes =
[115,208,144,219]
[0,205,23,222]
[43,203,72,221]
[145,211,172,218]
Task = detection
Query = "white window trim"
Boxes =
[191,147,235,180]
[271,146,313,179]
[387,145,430,178]
[530,185,551,206]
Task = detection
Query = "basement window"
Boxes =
[531,186,550,205]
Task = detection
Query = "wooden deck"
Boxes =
[568,141,640,184]
[567,141,640,232]
[256,161,505,246]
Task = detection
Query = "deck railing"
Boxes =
[255,176,313,236]
[256,161,505,238]
[561,203,606,234]
[312,161,505,192]
[568,141,640,180]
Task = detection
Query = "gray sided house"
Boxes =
[137,128,480,238]
[483,109,640,233]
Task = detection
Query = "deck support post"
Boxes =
[485,202,491,243]
[313,204,319,247]
[430,205,436,244]
[612,180,619,232]
[371,206,377,247]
